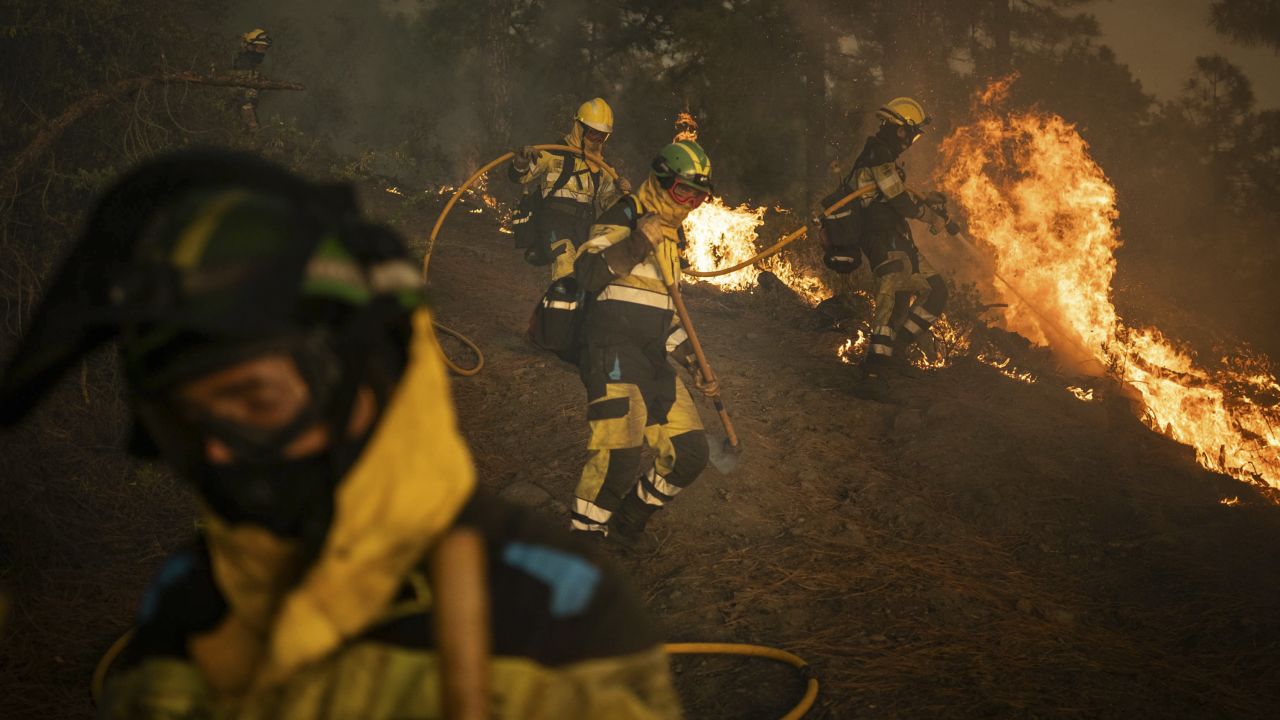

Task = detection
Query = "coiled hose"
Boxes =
[665,642,819,719]
[91,631,819,718]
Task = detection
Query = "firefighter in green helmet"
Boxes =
[568,140,720,551]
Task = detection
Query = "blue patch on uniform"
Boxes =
[136,552,196,625]
[623,205,634,221]
[608,355,622,381]
[502,542,602,618]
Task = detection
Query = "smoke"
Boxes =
[217,0,655,187]
[219,0,498,182]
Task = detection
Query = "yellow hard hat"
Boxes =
[242,28,272,47]
[876,97,929,129]
[574,98,614,134]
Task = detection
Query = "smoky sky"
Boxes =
[218,0,1277,192]
[1086,0,1279,108]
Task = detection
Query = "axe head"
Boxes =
[708,434,743,474]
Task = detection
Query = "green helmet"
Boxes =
[651,140,713,193]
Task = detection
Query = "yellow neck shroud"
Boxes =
[195,308,477,696]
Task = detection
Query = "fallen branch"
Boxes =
[4,72,306,189]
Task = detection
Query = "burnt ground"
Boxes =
[2,191,1279,719]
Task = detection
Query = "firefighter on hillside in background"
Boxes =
[232,28,271,132]
[818,97,951,400]
[568,140,720,551]
[510,98,630,280]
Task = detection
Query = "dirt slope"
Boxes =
[1,192,1277,719]
[427,205,1280,719]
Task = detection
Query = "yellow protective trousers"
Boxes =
[571,345,707,534]
[866,249,948,367]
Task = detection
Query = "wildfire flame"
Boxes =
[940,78,1280,492]
[682,197,832,305]
[838,332,868,365]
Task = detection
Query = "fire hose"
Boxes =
[422,144,621,377]
[908,190,1103,366]
[422,149,875,375]
[681,180,1101,366]
[91,634,819,718]
[683,183,877,278]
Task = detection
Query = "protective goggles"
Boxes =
[579,123,610,144]
[668,178,711,207]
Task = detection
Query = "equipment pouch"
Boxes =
[527,277,587,363]
[513,191,555,266]
[818,185,863,273]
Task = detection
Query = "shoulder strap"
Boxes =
[544,152,577,199]
[624,194,643,229]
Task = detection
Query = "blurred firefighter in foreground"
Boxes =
[568,140,718,551]
[510,97,630,277]
[232,29,271,132]
[818,96,950,400]
[0,150,680,719]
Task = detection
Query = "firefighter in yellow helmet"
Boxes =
[509,98,630,279]
[568,141,719,551]
[0,151,681,719]
[818,97,951,400]
[232,28,272,132]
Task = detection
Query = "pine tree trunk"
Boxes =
[989,0,1013,76]
[483,0,512,148]
[803,40,830,207]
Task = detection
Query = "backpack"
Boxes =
[512,151,581,266]
[818,167,866,273]
[526,195,641,364]
[527,276,588,363]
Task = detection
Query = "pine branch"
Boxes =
[4,72,306,191]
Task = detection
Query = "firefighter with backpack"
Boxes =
[817,96,951,401]
[509,98,630,277]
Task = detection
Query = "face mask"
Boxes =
[197,451,343,541]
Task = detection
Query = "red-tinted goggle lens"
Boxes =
[669,180,709,207]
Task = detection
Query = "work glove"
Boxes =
[636,213,666,249]
[693,369,721,400]
[616,176,633,194]
[920,205,947,235]
[923,191,948,214]
[512,145,540,170]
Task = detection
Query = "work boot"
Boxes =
[893,355,924,378]
[605,494,662,555]
[891,335,924,378]
[568,527,607,549]
[915,329,939,364]
[853,363,901,404]
[605,519,661,555]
